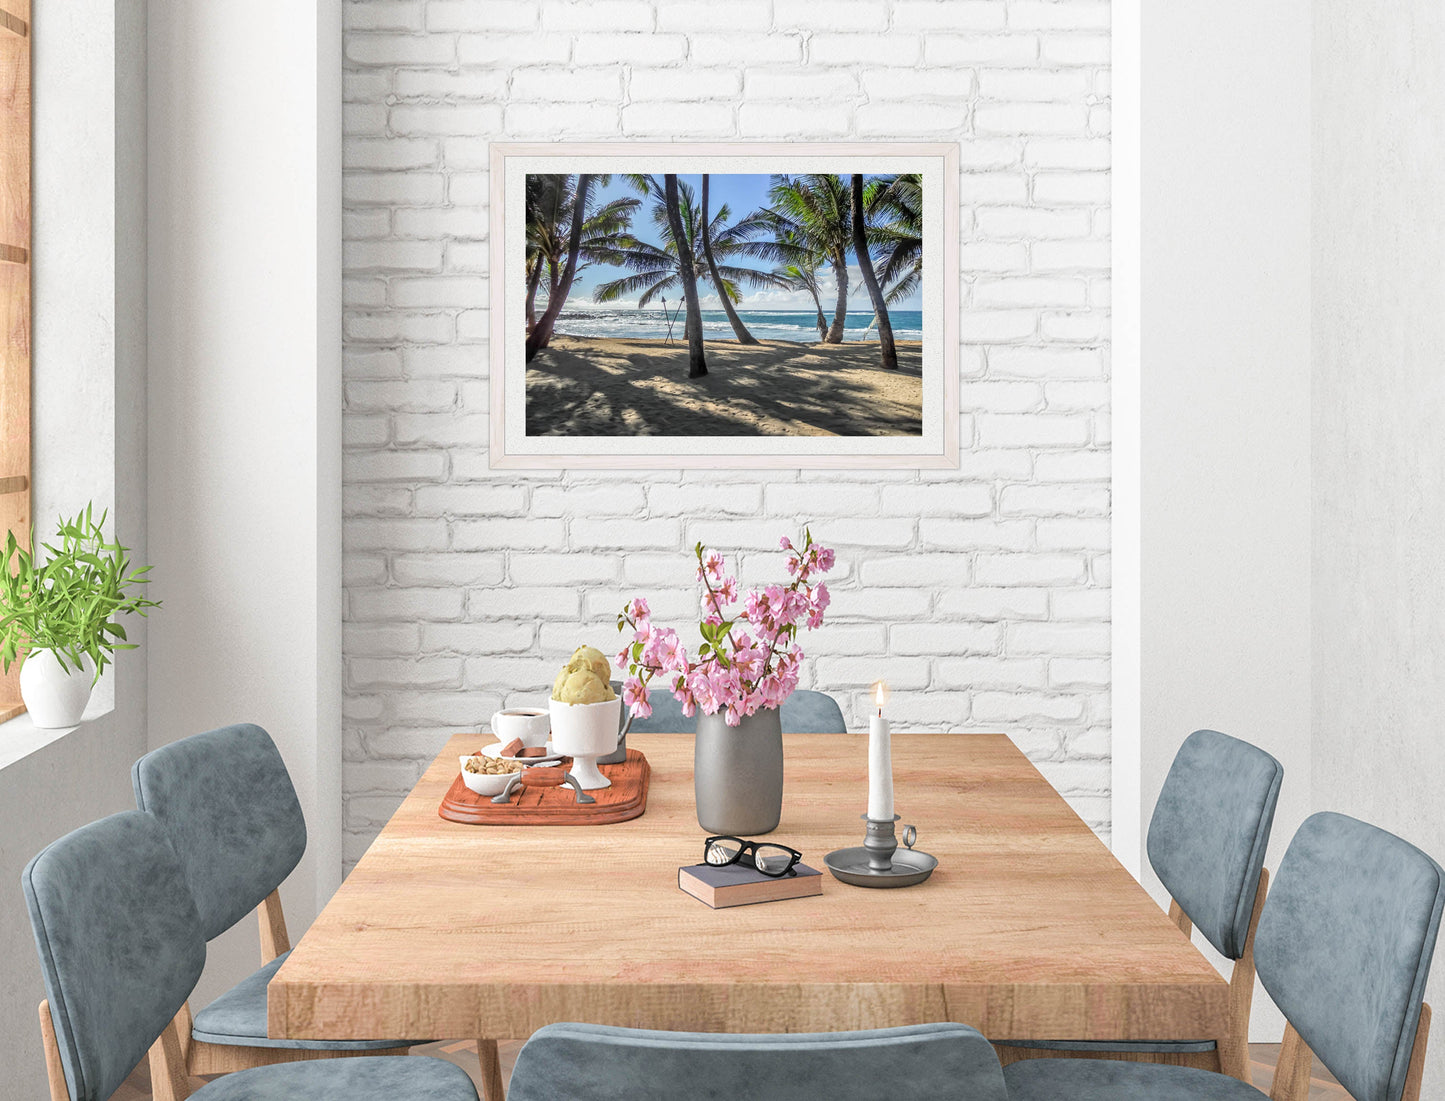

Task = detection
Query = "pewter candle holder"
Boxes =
[864,814,901,872]
[824,815,938,889]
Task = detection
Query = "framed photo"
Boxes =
[489,142,959,469]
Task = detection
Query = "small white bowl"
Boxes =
[458,756,527,797]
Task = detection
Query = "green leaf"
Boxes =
[0,502,161,666]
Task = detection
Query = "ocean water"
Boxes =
[553,307,923,343]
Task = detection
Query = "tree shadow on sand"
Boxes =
[525,340,924,438]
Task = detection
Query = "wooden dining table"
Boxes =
[269,732,1231,1099]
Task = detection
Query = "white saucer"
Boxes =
[481,741,564,766]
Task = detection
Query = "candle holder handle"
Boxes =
[863,814,901,872]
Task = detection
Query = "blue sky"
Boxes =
[546,173,923,314]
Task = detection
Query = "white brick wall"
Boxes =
[341,0,1111,870]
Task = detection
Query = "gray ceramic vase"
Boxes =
[694,706,783,836]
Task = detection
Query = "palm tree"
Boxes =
[761,174,852,343]
[593,176,785,331]
[526,174,592,361]
[773,260,828,341]
[870,173,923,305]
[663,174,707,378]
[524,175,638,334]
[700,175,759,345]
[851,173,898,370]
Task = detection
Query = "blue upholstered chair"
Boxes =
[21,811,478,1101]
[1005,811,1444,1101]
[131,725,414,1077]
[508,1022,1007,1101]
[624,688,847,735]
[997,727,1282,1081]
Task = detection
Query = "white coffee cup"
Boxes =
[491,707,550,748]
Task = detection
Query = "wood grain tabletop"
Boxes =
[269,732,1228,1046]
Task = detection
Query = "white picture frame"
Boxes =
[489,142,960,470]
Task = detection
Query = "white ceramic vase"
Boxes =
[19,649,95,729]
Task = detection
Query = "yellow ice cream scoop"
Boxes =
[568,645,612,682]
[554,669,613,705]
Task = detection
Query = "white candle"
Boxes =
[867,681,893,821]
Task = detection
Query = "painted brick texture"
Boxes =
[341,0,1112,869]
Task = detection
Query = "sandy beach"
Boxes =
[526,337,923,437]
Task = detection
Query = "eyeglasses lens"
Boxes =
[706,839,741,865]
[753,845,793,874]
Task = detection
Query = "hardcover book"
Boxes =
[678,861,824,909]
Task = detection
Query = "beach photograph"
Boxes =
[522,171,926,439]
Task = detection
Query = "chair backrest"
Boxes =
[780,689,848,733]
[1145,728,1283,959]
[508,1022,1007,1101]
[22,811,207,1101]
[623,689,847,735]
[1256,812,1445,1101]
[132,723,307,941]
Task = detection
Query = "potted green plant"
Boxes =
[0,505,159,728]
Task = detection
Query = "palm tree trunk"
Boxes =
[700,175,759,345]
[850,174,898,370]
[825,246,849,343]
[805,286,827,340]
[525,174,592,362]
[664,174,707,378]
[524,259,543,334]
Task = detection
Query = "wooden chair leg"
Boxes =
[477,1038,506,1101]
[1220,867,1269,1083]
[258,888,291,964]
[148,1015,194,1101]
[38,1001,71,1101]
[1402,1003,1431,1101]
[1269,1023,1315,1101]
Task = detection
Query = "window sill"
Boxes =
[0,699,117,772]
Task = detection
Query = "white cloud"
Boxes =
[573,262,918,314]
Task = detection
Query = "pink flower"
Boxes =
[687,668,717,714]
[675,680,698,717]
[652,628,682,669]
[757,674,789,708]
[728,632,764,676]
[622,676,651,718]
[779,536,794,551]
[716,576,738,603]
[814,546,836,572]
[626,597,651,622]
[806,582,830,628]
[615,644,632,672]
[702,551,726,581]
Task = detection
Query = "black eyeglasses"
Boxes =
[703,836,802,878]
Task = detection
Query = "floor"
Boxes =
[114,1039,1349,1099]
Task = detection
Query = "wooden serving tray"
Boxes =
[438,749,650,826]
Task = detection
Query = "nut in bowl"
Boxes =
[458,754,527,797]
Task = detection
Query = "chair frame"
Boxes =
[36,889,413,1101]
[996,867,1270,1083]
[1268,1005,1430,1101]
